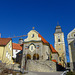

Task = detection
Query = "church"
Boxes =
[20,26,66,72]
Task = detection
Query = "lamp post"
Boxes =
[21,54,26,74]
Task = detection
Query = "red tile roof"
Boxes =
[38,34,58,53]
[52,60,57,63]
[38,34,49,44]
[12,43,22,50]
[50,44,58,53]
[0,38,11,46]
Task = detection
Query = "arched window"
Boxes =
[31,46,33,50]
[59,57,61,61]
[33,54,39,60]
[31,34,34,38]
[58,39,60,42]
[26,54,31,60]
[29,43,36,52]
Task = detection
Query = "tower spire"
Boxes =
[57,21,59,26]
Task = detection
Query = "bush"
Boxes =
[0,69,23,75]
[66,71,75,75]
[1,68,13,74]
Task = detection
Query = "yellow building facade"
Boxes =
[54,25,66,67]
[0,38,13,64]
[67,28,75,71]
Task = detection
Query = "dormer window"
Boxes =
[31,34,34,38]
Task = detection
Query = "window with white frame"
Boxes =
[9,44,10,48]
[8,53,9,59]
[6,51,8,57]
[10,46,12,50]
[9,55,11,60]
[29,44,35,52]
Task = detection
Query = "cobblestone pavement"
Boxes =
[23,71,63,75]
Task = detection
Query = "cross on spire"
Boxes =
[32,27,35,30]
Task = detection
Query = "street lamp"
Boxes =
[21,54,28,74]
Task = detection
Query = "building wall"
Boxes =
[67,28,75,71]
[13,49,21,58]
[54,32,66,67]
[21,30,53,72]
[25,30,41,41]
[22,42,50,60]
[2,40,13,64]
[43,44,51,60]
[52,53,58,62]
[0,46,4,61]
[26,60,56,72]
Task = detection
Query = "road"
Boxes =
[34,72,63,75]
[25,71,63,75]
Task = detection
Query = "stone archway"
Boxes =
[26,54,31,60]
[33,53,39,60]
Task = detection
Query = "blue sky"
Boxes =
[0,0,75,62]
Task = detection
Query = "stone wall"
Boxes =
[52,53,58,62]
[26,60,56,72]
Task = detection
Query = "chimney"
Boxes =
[0,33,1,38]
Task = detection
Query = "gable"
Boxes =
[0,38,11,46]
[67,28,75,39]
[24,30,49,44]
[12,43,22,50]
[24,30,41,42]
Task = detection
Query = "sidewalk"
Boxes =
[22,71,63,75]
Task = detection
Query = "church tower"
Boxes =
[54,25,66,67]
